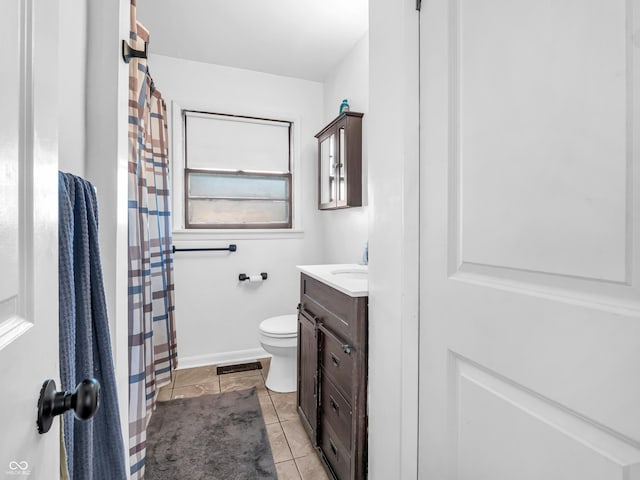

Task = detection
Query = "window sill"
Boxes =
[172,228,305,242]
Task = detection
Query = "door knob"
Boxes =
[36,378,101,434]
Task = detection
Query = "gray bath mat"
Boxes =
[145,388,276,480]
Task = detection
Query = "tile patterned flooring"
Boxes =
[157,358,330,480]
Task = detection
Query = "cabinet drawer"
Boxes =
[301,275,357,345]
[320,325,355,399]
[321,416,351,480]
[320,372,352,444]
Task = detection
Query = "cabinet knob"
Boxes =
[331,353,340,368]
[329,396,339,415]
[329,438,339,458]
[342,344,352,355]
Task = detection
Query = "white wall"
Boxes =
[85,1,131,478]
[320,33,370,264]
[368,1,419,479]
[58,0,87,176]
[148,54,324,366]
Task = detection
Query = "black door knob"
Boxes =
[37,378,101,434]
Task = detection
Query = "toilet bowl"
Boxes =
[259,314,298,393]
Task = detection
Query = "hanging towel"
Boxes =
[58,171,127,480]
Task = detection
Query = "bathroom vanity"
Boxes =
[296,265,368,480]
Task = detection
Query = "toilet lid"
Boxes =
[259,314,297,336]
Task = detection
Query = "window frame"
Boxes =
[182,109,294,230]
[183,168,293,229]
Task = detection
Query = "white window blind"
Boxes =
[185,112,290,172]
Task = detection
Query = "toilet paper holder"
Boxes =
[239,272,268,281]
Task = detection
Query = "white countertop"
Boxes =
[296,264,368,297]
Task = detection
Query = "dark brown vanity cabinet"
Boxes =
[297,274,368,480]
[315,112,364,210]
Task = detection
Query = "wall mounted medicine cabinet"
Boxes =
[315,112,363,210]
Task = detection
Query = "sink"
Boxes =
[330,268,368,280]
[297,264,368,297]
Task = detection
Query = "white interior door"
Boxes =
[419,1,640,478]
[0,0,60,478]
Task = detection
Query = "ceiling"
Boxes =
[135,0,369,82]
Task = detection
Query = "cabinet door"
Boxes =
[319,132,336,209]
[336,125,347,207]
[297,314,318,439]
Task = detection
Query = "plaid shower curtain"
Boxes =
[127,7,178,478]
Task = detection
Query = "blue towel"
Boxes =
[58,172,127,480]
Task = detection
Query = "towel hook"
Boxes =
[122,40,148,64]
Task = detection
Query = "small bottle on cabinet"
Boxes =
[339,99,350,114]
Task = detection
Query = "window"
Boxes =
[183,111,292,229]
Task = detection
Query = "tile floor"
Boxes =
[156,358,330,480]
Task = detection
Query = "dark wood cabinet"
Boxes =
[297,308,318,437]
[315,112,364,210]
[297,273,368,480]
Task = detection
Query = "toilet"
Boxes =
[259,314,298,393]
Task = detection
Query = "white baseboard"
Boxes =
[177,347,271,370]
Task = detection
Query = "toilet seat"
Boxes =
[259,314,297,338]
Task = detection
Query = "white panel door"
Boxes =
[419,1,640,478]
[0,0,60,478]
